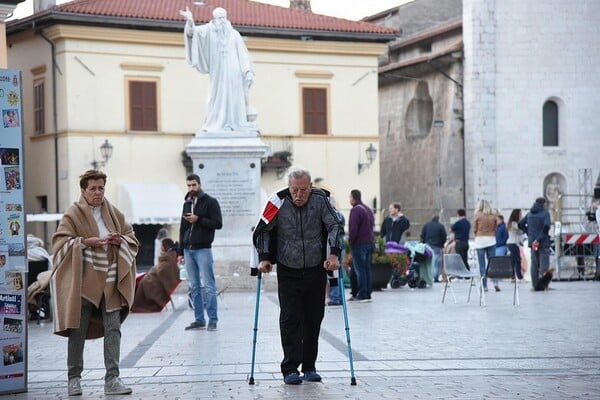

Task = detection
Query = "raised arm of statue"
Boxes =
[179,6,195,37]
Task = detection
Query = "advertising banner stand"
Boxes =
[0,69,27,394]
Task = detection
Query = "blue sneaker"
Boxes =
[283,372,302,385]
[302,370,322,382]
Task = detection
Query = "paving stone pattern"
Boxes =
[19,280,600,399]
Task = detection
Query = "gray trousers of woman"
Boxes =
[68,296,122,382]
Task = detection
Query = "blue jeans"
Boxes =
[184,248,218,324]
[328,249,344,303]
[351,243,373,299]
[477,245,496,288]
[431,246,442,282]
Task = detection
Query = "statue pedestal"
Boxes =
[185,131,268,264]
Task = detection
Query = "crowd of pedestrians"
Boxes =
[340,195,557,294]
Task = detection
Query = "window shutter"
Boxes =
[34,82,45,134]
[129,81,157,131]
[303,88,327,134]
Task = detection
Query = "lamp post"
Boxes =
[358,143,377,174]
[91,139,113,170]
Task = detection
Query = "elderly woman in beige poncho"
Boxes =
[51,170,138,396]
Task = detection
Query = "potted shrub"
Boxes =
[343,237,411,291]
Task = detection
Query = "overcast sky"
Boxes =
[12,0,412,21]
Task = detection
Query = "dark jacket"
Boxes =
[179,190,222,252]
[380,215,410,243]
[253,188,343,269]
[420,217,447,248]
[518,202,551,249]
[495,221,508,246]
[451,218,471,241]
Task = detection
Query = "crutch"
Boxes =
[337,266,357,385]
[248,271,262,385]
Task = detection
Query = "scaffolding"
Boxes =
[555,168,599,280]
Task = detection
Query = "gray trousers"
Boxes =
[68,297,122,381]
[530,247,550,290]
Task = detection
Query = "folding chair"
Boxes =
[442,253,480,304]
[480,255,519,307]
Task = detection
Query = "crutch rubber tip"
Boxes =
[351,377,357,385]
[248,377,255,385]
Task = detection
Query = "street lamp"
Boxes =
[358,143,377,174]
[91,139,113,170]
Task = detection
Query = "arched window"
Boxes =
[543,100,558,146]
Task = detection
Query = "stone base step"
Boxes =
[176,261,278,293]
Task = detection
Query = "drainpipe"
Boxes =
[37,26,60,213]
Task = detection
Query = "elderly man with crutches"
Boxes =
[249,167,356,385]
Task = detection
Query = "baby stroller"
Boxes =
[405,241,434,288]
[385,242,414,289]
[390,261,423,288]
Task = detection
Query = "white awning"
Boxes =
[26,213,64,222]
[118,183,184,225]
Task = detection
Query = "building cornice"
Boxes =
[38,25,387,56]
[389,20,462,51]
[380,40,463,73]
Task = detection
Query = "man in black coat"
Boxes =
[518,197,553,291]
[380,202,410,244]
[179,174,223,331]
[421,215,447,282]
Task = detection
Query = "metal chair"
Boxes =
[442,253,480,304]
[481,255,519,307]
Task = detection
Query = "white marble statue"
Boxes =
[180,6,255,133]
[545,175,562,221]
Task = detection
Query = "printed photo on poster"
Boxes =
[0,293,21,314]
[2,110,20,129]
[4,204,21,212]
[2,342,23,366]
[4,271,22,291]
[6,214,21,237]
[3,166,20,190]
[0,149,19,166]
[3,317,22,334]
[8,243,24,257]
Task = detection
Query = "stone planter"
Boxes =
[372,262,393,291]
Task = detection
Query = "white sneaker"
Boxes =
[68,377,82,396]
[104,377,132,395]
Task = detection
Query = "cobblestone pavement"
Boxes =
[14,278,600,399]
